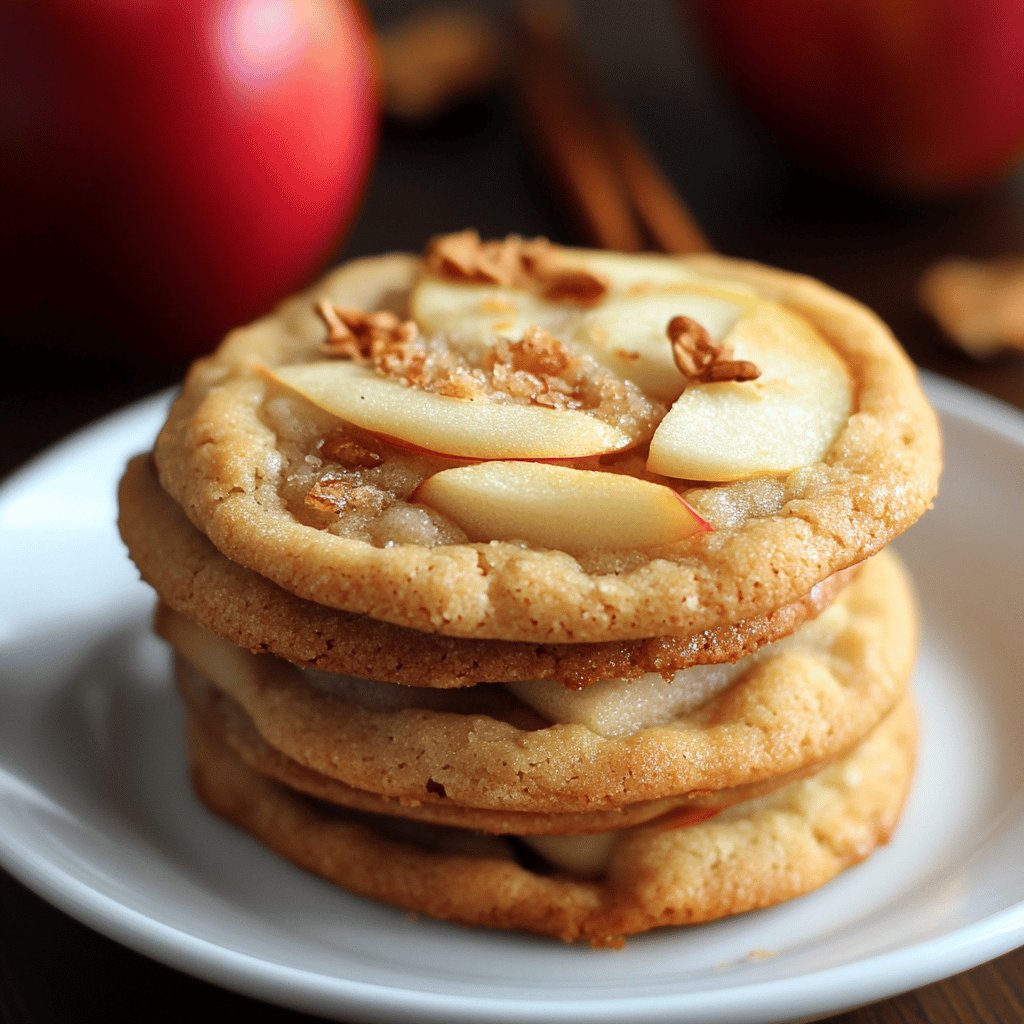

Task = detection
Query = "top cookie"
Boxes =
[154,233,940,642]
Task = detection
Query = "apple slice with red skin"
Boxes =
[651,806,721,830]
[262,361,638,460]
[414,460,710,552]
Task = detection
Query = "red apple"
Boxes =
[689,0,1024,195]
[0,0,377,360]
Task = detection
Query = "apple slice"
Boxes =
[263,362,635,459]
[570,288,750,401]
[647,303,853,481]
[507,661,745,737]
[414,275,754,401]
[559,249,760,296]
[414,461,709,551]
[410,276,563,347]
[520,833,617,878]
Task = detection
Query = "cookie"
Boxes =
[157,549,917,814]
[120,453,854,687]
[186,692,918,946]
[176,660,842,835]
[152,236,941,643]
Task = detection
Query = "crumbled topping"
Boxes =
[482,327,592,409]
[424,229,521,285]
[424,230,609,304]
[317,299,442,382]
[305,474,386,516]
[524,247,610,304]
[316,301,419,360]
[667,315,761,384]
[401,323,613,410]
[319,429,384,469]
[314,293,639,414]
[495,327,574,377]
[305,475,382,516]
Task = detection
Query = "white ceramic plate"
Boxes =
[1,376,1022,1024]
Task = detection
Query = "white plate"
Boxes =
[1,376,1022,1024]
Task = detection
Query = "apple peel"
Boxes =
[414,461,710,552]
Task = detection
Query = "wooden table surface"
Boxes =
[2,3,1023,1021]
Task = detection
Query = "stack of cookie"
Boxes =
[119,233,940,946]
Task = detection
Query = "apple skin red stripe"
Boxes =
[650,806,722,831]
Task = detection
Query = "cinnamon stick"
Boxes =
[518,8,646,252]
[601,108,712,254]
[518,5,711,255]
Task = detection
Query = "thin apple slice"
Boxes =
[647,303,853,481]
[414,461,709,551]
[520,805,724,876]
[410,276,563,347]
[571,288,750,401]
[414,275,754,401]
[519,833,617,878]
[507,661,745,737]
[559,249,760,295]
[263,362,635,459]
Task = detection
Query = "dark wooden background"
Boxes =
[2,2,1023,1021]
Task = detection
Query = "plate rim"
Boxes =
[1,372,1023,1024]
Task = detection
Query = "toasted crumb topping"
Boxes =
[424,229,521,284]
[319,430,384,469]
[668,315,761,384]
[483,327,595,409]
[425,230,609,304]
[527,252,609,304]
[317,300,472,391]
[316,302,420,360]
[314,294,651,420]
[305,475,386,516]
